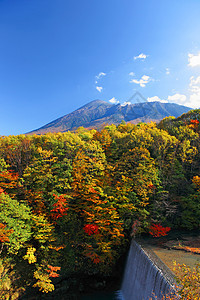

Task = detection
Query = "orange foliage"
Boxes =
[47,265,61,278]
[190,119,199,125]
[49,245,65,251]
[184,246,200,254]
[148,184,155,190]
[0,171,19,196]
[0,223,13,243]
[50,194,69,220]
[188,119,199,131]
[172,262,200,300]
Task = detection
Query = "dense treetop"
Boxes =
[0,109,199,298]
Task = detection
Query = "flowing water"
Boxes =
[81,240,176,300]
[119,240,174,300]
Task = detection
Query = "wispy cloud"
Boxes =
[190,75,200,90]
[96,72,106,80]
[95,72,106,92]
[96,86,103,93]
[129,72,135,76]
[147,96,168,103]
[130,75,151,87]
[109,97,119,104]
[166,68,170,75]
[134,53,148,60]
[188,52,200,67]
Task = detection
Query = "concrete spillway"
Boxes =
[119,240,176,300]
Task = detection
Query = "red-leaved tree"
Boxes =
[149,223,171,237]
[83,224,99,236]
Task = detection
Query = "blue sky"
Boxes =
[1,0,200,135]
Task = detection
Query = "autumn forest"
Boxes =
[0,109,200,298]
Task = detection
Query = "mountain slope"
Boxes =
[29,100,191,134]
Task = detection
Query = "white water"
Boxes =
[119,240,174,300]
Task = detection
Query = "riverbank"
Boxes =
[137,231,200,272]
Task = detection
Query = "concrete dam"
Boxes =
[118,240,177,300]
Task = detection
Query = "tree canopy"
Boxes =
[0,109,199,297]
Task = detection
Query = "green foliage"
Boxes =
[0,157,8,173]
[0,193,32,254]
[0,110,199,297]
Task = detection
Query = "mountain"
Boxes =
[29,100,191,134]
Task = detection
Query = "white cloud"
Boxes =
[129,72,135,76]
[166,68,170,75]
[166,79,199,108]
[109,97,119,104]
[147,96,168,103]
[121,101,131,106]
[130,75,151,87]
[168,93,187,105]
[188,76,200,108]
[189,94,200,108]
[134,53,148,60]
[149,84,199,109]
[142,75,150,81]
[188,53,200,67]
[96,86,103,93]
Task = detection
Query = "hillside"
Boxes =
[29,100,191,134]
[0,111,200,298]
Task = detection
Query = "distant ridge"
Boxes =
[29,100,191,134]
